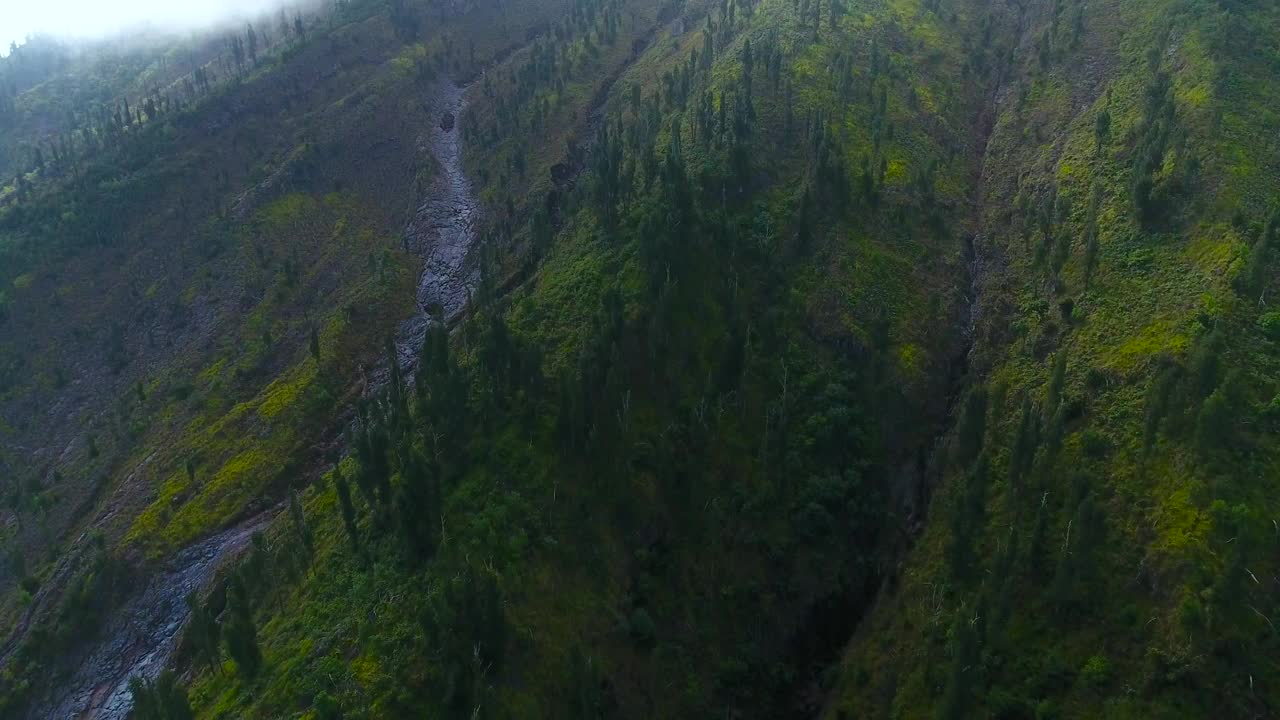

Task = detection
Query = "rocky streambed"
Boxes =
[19,77,483,720]
[24,515,272,719]
[389,78,478,376]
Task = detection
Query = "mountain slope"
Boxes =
[167,0,1007,715]
[831,0,1280,717]
[1,0,1278,718]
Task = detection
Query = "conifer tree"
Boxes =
[954,386,987,468]
[1044,348,1068,424]
[394,449,441,562]
[288,488,314,557]
[939,606,979,720]
[129,669,194,720]
[185,591,221,673]
[246,24,258,65]
[333,464,360,554]
[223,571,262,678]
[1008,394,1039,492]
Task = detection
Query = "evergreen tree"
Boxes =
[1141,363,1179,459]
[424,567,509,714]
[128,670,193,720]
[246,24,259,65]
[185,591,221,673]
[394,449,441,562]
[1095,108,1111,151]
[938,606,979,720]
[333,464,361,554]
[1197,369,1244,455]
[1044,348,1068,423]
[313,691,343,719]
[223,571,262,679]
[954,386,987,468]
[289,488,314,557]
[242,532,270,603]
[1008,394,1039,493]
[1050,475,1104,614]
[946,454,990,583]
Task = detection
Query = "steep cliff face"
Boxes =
[832,1,1280,717]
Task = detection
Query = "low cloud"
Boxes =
[2,0,294,53]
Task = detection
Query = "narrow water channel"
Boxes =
[23,77,483,720]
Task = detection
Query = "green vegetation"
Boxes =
[1,0,1278,717]
[146,0,1000,714]
[831,0,1280,717]
[130,670,196,720]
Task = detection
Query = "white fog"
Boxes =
[2,0,296,54]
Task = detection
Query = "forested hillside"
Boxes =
[833,1,1280,718]
[0,0,1277,717]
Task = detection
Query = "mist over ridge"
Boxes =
[1,0,309,55]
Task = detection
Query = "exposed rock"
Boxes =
[26,514,273,720]
[550,162,573,186]
[386,79,477,386]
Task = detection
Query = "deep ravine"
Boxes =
[810,6,1027,713]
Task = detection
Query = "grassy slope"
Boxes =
[0,10,421,591]
[0,13,440,713]
[0,1,572,711]
[830,0,1280,717]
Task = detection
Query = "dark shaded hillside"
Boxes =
[1,0,1278,718]
[130,0,1012,714]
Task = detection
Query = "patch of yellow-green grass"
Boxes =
[1149,475,1207,557]
[1172,28,1217,113]
[258,192,312,230]
[509,216,615,373]
[122,470,192,544]
[896,342,925,382]
[11,272,33,291]
[884,157,908,185]
[1184,223,1245,280]
[913,80,940,115]
[163,447,277,547]
[351,654,381,689]
[259,363,317,420]
[1102,318,1192,374]
[888,0,947,46]
[198,358,227,385]
[126,278,409,558]
[124,187,417,551]
[130,352,324,554]
[790,42,827,85]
